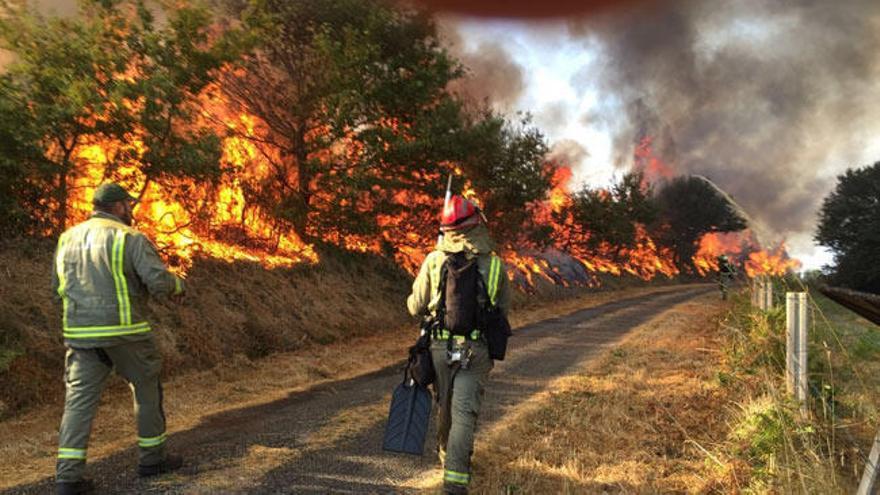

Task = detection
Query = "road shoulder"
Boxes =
[461,291,733,493]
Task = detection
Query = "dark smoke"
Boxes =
[536,100,572,134]
[549,138,589,167]
[442,26,526,110]
[569,0,880,241]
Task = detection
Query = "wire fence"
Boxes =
[747,275,879,491]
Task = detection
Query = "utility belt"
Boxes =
[423,316,488,369]
[429,329,482,369]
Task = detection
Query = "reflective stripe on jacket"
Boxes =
[407,224,511,319]
[51,212,184,347]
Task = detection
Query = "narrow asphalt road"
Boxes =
[7,284,712,494]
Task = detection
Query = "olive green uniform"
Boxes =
[407,224,510,491]
[52,212,184,482]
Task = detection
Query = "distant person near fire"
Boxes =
[407,195,511,495]
[52,183,186,495]
[718,254,736,300]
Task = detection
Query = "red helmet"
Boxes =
[440,195,480,231]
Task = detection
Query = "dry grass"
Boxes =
[0,240,678,490]
[455,292,737,494]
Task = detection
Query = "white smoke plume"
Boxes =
[568,0,880,242]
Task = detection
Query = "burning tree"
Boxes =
[218,0,552,266]
[220,0,460,245]
[0,0,244,236]
[566,171,657,259]
[0,0,554,273]
[653,175,747,271]
[502,163,679,290]
[0,0,796,287]
[459,112,554,246]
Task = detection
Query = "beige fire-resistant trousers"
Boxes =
[431,338,493,490]
[56,337,167,482]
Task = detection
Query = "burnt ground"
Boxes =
[6,284,713,494]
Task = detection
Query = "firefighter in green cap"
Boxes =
[52,183,185,495]
[407,195,511,495]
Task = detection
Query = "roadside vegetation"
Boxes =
[700,278,878,492]
[468,281,880,494]
[712,284,843,493]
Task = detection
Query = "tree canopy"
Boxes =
[0,0,243,236]
[653,176,747,269]
[815,162,880,293]
[221,0,551,249]
[567,171,656,256]
[0,0,747,279]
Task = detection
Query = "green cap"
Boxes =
[93,182,136,205]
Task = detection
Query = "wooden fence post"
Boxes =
[762,277,774,310]
[752,277,763,309]
[786,292,808,413]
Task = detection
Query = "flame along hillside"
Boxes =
[61,112,663,288]
[62,96,798,289]
[692,230,801,278]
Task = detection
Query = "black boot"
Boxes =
[56,479,94,495]
[137,453,184,477]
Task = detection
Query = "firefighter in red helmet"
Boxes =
[407,195,511,494]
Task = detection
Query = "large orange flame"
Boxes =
[510,161,679,291]
[692,230,801,278]
[59,77,784,291]
[65,107,318,273]
[634,136,674,186]
[744,247,801,278]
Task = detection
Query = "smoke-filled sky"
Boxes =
[443,0,880,269]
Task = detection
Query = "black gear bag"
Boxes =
[480,302,511,361]
[407,329,435,387]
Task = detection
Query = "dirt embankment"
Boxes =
[0,241,414,417]
[0,240,656,418]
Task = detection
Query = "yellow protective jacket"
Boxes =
[51,211,184,347]
[407,224,511,321]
